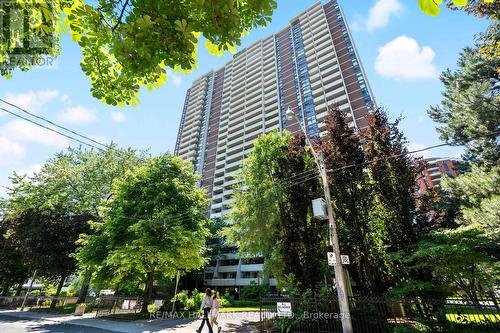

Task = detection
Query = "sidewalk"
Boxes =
[0,309,259,332]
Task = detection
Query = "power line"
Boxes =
[0,103,214,226]
[2,99,498,224]
[0,107,105,151]
[0,98,110,149]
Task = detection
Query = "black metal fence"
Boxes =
[260,295,500,333]
[0,296,80,309]
[94,295,142,320]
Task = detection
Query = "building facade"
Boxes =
[416,158,459,196]
[175,0,374,289]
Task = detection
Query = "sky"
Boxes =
[0,0,490,198]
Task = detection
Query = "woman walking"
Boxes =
[211,292,222,333]
[197,288,213,333]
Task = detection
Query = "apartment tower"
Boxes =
[175,0,374,289]
[416,158,459,196]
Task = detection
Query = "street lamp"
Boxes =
[285,107,353,333]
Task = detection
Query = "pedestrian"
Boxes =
[211,291,222,333]
[196,288,213,333]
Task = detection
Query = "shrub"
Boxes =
[230,300,260,307]
[240,282,269,300]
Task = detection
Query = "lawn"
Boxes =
[28,303,96,314]
[220,307,261,312]
[446,310,500,324]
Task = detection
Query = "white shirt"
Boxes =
[212,298,219,310]
[200,295,212,310]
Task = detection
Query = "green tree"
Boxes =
[273,135,326,293]
[1,0,276,106]
[2,145,145,302]
[226,131,290,263]
[227,131,327,293]
[363,107,422,251]
[442,165,499,242]
[77,153,209,313]
[400,224,499,305]
[0,217,30,296]
[321,109,389,293]
[14,209,92,307]
[428,47,499,164]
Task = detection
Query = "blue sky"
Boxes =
[0,0,490,197]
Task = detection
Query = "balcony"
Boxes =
[204,279,237,287]
[240,263,264,272]
[217,265,239,273]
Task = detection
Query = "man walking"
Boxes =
[196,288,213,333]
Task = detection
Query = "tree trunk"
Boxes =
[76,271,92,304]
[50,274,66,309]
[487,288,500,311]
[141,271,154,313]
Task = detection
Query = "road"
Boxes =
[0,314,116,333]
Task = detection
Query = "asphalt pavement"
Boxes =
[0,310,259,333]
[0,313,117,333]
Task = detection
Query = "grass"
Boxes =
[98,306,262,321]
[28,303,96,314]
[446,310,500,324]
[220,307,261,312]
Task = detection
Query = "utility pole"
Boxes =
[171,270,181,314]
[286,107,353,333]
[20,269,37,311]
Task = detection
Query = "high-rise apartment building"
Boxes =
[175,0,374,289]
[416,158,459,196]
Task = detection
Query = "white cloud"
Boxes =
[57,106,98,124]
[111,112,127,123]
[1,120,69,147]
[60,94,70,102]
[375,35,438,80]
[0,137,26,166]
[366,0,403,31]
[2,89,60,114]
[167,69,183,87]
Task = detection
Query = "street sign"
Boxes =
[327,252,350,266]
[277,302,293,317]
[327,252,336,265]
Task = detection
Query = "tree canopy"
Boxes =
[76,153,209,312]
[428,46,499,164]
[228,108,424,295]
[0,145,145,297]
[418,0,496,17]
[0,0,276,106]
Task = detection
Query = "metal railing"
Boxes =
[259,295,500,333]
[0,296,84,310]
[94,295,142,320]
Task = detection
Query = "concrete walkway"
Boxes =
[0,310,260,333]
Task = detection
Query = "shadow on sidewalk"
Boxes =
[222,319,258,333]
[27,322,118,333]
